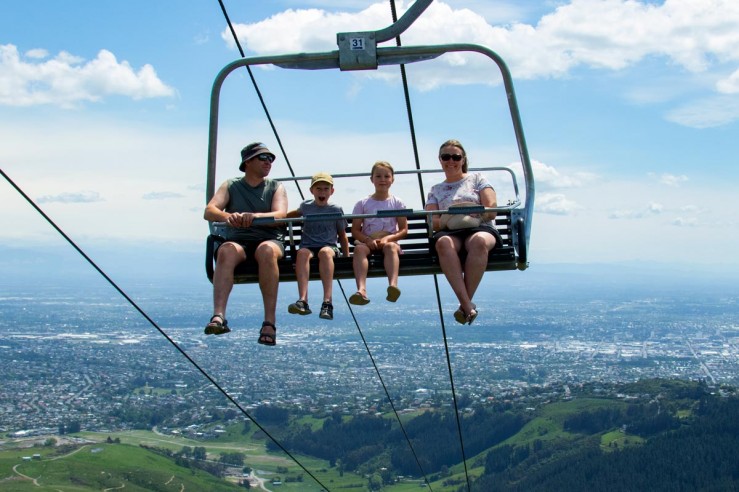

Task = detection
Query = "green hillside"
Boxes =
[1,441,239,491]
[2,379,737,491]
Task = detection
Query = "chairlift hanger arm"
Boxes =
[375,0,433,44]
[207,46,533,217]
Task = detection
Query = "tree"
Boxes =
[220,452,245,467]
[368,473,383,491]
[193,446,207,461]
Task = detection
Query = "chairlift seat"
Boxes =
[205,211,517,284]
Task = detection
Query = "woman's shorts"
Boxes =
[432,224,502,250]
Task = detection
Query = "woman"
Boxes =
[425,139,501,325]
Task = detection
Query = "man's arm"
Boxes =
[204,181,232,222]
[265,183,288,220]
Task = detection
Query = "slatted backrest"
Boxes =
[206,210,517,284]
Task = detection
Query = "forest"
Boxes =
[261,379,739,491]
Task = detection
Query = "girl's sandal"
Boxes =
[349,292,370,305]
[204,314,230,335]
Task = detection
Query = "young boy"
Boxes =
[286,172,350,320]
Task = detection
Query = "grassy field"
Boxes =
[0,397,635,491]
[0,440,239,491]
[0,427,484,492]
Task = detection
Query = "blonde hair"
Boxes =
[439,139,468,173]
[371,160,395,176]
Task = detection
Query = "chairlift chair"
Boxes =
[205,0,534,284]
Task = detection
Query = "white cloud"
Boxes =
[671,216,698,227]
[536,192,580,215]
[680,204,701,214]
[664,94,739,128]
[656,173,688,187]
[193,32,210,46]
[532,160,596,189]
[0,44,176,108]
[609,202,663,219]
[226,1,739,124]
[0,114,206,244]
[716,68,739,94]
[228,1,739,80]
[143,191,185,200]
[25,48,48,59]
[36,191,103,204]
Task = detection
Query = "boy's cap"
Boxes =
[239,142,276,172]
[311,172,334,187]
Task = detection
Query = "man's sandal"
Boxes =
[258,321,277,346]
[204,314,231,335]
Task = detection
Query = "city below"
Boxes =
[2,267,737,437]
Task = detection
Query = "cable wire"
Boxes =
[337,281,434,491]
[432,275,471,491]
[216,0,305,201]
[388,0,426,207]
[388,0,471,489]
[218,1,433,486]
[1,168,330,491]
[218,1,469,489]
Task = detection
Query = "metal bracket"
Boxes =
[337,32,378,70]
[336,0,432,71]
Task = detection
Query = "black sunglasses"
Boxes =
[440,153,464,162]
[256,153,275,163]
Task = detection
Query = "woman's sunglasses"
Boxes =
[440,153,463,162]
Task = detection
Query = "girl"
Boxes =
[349,161,408,304]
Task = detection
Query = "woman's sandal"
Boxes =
[454,305,478,325]
[204,314,230,335]
[258,321,277,346]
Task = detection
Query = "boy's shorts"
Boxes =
[301,245,341,257]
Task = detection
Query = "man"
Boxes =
[204,142,287,345]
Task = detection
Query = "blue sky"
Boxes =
[2,0,739,283]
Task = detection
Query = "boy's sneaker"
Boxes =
[288,299,312,315]
[319,301,333,320]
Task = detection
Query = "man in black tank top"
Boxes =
[203,142,287,346]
